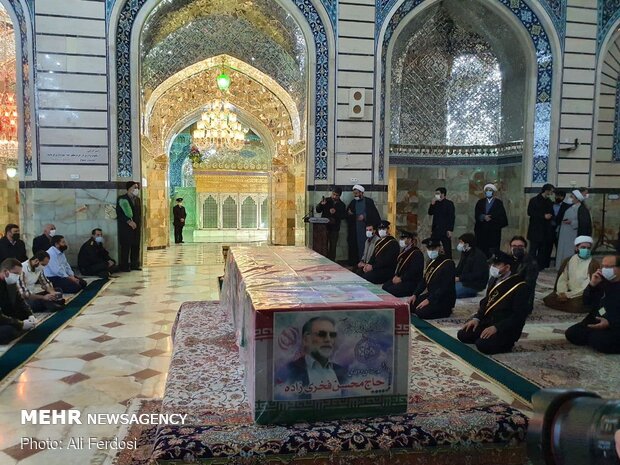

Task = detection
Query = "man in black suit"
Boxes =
[0,258,36,344]
[382,230,424,297]
[409,237,456,319]
[361,220,400,284]
[173,198,187,244]
[316,188,346,261]
[78,228,118,278]
[457,251,529,354]
[474,183,508,257]
[510,235,538,314]
[116,181,142,272]
[32,224,56,255]
[346,185,381,265]
[428,187,455,258]
[527,183,554,270]
[275,316,348,400]
[455,233,489,298]
[0,224,27,263]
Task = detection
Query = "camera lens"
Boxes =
[527,389,620,465]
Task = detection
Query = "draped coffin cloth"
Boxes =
[221,246,410,424]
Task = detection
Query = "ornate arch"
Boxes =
[109,0,333,180]
[1,0,34,177]
[376,0,559,184]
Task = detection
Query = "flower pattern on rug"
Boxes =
[152,301,529,463]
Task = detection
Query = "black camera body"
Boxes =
[527,389,620,465]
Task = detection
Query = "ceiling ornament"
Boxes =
[192,71,249,151]
[144,55,302,142]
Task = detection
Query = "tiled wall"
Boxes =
[6,0,619,256]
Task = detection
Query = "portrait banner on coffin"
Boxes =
[273,310,394,402]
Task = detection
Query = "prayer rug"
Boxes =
[149,301,528,464]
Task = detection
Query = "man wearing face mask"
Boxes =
[428,187,455,259]
[173,198,187,244]
[44,236,87,293]
[346,185,381,266]
[564,255,620,353]
[544,236,599,313]
[382,230,424,297]
[116,181,142,272]
[32,224,57,255]
[0,224,27,263]
[19,251,64,312]
[316,188,346,261]
[0,258,36,344]
[509,235,538,314]
[356,225,380,275]
[527,183,555,271]
[454,233,489,298]
[78,228,118,278]
[361,221,400,284]
[474,184,508,258]
[457,252,528,354]
[408,237,456,319]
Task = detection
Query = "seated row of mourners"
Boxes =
[355,221,620,356]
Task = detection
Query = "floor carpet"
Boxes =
[141,301,529,464]
[0,278,109,383]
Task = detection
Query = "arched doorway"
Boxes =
[0,3,19,227]
[378,0,559,251]
[109,0,335,253]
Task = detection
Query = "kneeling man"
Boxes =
[457,251,528,354]
[564,255,620,354]
[409,237,456,319]
[382,230,424,297]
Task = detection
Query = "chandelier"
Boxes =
[192,72,248,151]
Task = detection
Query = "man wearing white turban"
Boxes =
[474,183,508,257]
[346,185,381,265]
[556,188,591,268]
[544,235,600,312]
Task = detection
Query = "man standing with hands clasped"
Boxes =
[116,181,142,272]
[173,198,187,244]
[428,187,455,258]
[316,188,346,261]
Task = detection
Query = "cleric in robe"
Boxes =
[274,316,348,400]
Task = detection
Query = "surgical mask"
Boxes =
[5,272,20,285]
[512,247,525,259]
[485,191,494,198]
[49,229,56,237]
[355,196,362,201]
[36,265,45,273]
[489,266,501,278]
[456,243,467,252]
[132,188,140,196]
[427,250,439,260]
[12,233,20,241]
[378,229,387,238]
[564,197,573,205]
[399,239,406,248]
[365,231,373,238]
[601,267,616,281]
[94,236,104,244]
[577,248,591,259]
[434,194,441,201]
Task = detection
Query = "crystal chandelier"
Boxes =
[192,72,248,151]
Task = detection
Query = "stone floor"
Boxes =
[0,243,225,465]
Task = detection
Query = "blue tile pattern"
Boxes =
[113,0,330,180]
[376,0,565,42]
[378,0,553,183]
[7,0,33,176]
[598,0,620,48]
[613,80,620,161]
